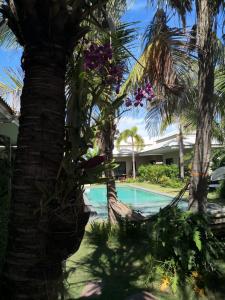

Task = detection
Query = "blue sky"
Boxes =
[0,1,223,141]
[0,2,193,141]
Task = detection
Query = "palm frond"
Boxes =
[0,67,23,112]
[147,0,192,27]
[116,126,144,150]
[122,9,194,99]
[0,21,18,48]
[215,68,225,97]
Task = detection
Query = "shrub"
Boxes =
[148,208,225,294]
[125,178,136,183]
[159,176,183,188]
[138,164,180,184]
[85,210,225,297]
[218,179,225,201]
[0,158,10,273]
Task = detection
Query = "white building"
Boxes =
[113,131,223,177]
[0,98,223,174]
[0,97,18,149]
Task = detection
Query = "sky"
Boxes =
[0,1,223,142]
[0,1,188,142]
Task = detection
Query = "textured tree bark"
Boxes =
[100,117,118,224]
[178,124,185,180]
[132,138,136,179]
[1,47,87,299]
[189,0,215,213]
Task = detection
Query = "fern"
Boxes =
[193,230,202,251]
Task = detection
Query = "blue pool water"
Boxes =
[84,185,187,218]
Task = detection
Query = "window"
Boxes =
[166,158,173,165]
[114,161,126,177]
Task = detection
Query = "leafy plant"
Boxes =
[0,158,10,273]
[147,207,225,295]
[211,148,225,171]
[159,175,183,188]
[217,179,225,202]
[82,211,225,298]
[138,164,180,184]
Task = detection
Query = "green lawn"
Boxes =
[124,181,223,204]
[64,182,225,299]
[66,232,178,300]
[66,227,225,300]
[125,182,184,196]
[66,236,95,299]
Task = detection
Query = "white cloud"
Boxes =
[117,115,179,145]
[127,0,146,11]
[117,116,153,144]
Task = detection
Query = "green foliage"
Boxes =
[148,208,224,294]
[211,148,225,170]
[217,179,225,202]
[0,158,9,197]
[158,175,183,188]
[78,220,154,300]
[138,164,183,188]
[116,126,145,151]
[125,178,137,183]
[81,209,225,298]
[0,158,10,273]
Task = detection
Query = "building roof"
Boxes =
[114,131,223,157]
[0,97,19,145]
[0,96,15,116]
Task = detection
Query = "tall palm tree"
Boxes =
[0,1,114,299]
[116,126,144,179]
[124,2,224,213]
[188,0,224,212]
[122,9,194,180]
[94,20,136,223]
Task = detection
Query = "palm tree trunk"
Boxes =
[101,117,118,224]
[132,138,136,179]
[189,0,215,213]
[2,47,71,299]
[178,123,185,180]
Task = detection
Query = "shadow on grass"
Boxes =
[66,220,225,300]
[66,221,156,300]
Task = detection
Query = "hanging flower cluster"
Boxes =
[125,82,155,107]
[84,43,124,94]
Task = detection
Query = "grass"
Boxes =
[125,181,183,196]
[66,228,161,300]
[66,224,225,300]
[123,181,223,204]
[66,236,95,299]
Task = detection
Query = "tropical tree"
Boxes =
[93,19,136,223]
[122,9,194,180]
[188,0,224,213]
[116,126,144,179]
[0,1,120,299]
[124,1,225,212]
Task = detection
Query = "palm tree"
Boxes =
[188,0,224,212]
[94,20,136,223]
[122,9,194,180]
[124,2,224,213]
[116,126,144,179]
[0,1,116,299]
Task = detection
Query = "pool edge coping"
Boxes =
[84,183,174,200]
[125,183,174,199]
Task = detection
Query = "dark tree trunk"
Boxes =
[2,47,72,299]
[189,0,215,213]
[178,124,185,180]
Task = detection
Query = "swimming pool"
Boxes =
[84,185,187,218]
